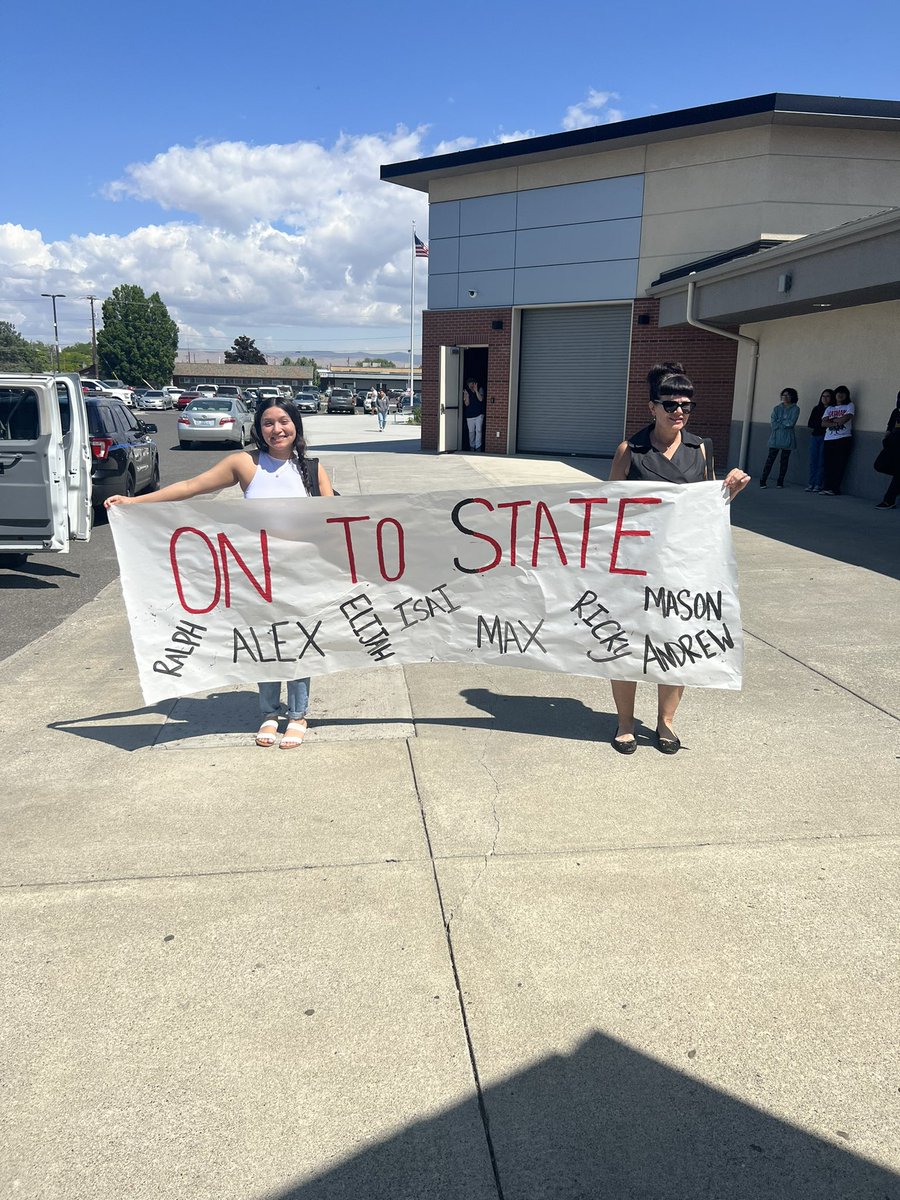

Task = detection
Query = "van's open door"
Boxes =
[0,372,90,554]
[56,374,92,541]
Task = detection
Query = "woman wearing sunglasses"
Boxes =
[606,361,750,755]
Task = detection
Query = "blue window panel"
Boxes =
[516,175,644,229]
[428,274,461,310]
[458,231,516,272]
[458,270,515,307]
[512,259,639,305]
[429,201,460,239]
[428,238,460,275]
[515,218,641,268]
[458,192,517,235]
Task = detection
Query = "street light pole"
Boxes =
[82,295,99,377]
[40,293,65,372]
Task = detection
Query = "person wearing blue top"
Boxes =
[759,388,801,488]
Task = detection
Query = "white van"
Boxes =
[0,373,92,562]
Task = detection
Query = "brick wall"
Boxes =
[627,299,739,467]
[421,309,513,453]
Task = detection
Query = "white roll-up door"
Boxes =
[517,304,632,456]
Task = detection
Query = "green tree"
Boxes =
[97,285,178,387]
[225,335,267,365]
[296,355,319,384]
[281,356,293,365]
[59,342,93,372]
[0,322,51,371]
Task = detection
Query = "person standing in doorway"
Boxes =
[376,387,390,431]
[805,388,832,492]
[759,387,801,488]
[821,385,855,496]
[463,379,485,451]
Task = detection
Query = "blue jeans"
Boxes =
[258,678,309,720]
[808,436,825,488]
[377,410,387,430]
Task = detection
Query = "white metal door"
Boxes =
[0,375,69,552]
[438,347,461,453]
[56,374,92,541]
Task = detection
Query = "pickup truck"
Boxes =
[81,377,134,407]
[0,373,93,563]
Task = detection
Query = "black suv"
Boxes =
[87,398,160,507]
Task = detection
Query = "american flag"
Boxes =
[414,234,429,258]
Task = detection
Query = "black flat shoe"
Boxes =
[612,735,638,755]
[655,731,681,754]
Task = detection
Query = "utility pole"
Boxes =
[41,293,65,372]
[82,295,99,377]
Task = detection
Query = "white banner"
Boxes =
[109,482,743,704]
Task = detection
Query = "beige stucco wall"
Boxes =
[735,300,900,432]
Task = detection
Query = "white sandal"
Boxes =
[279,718,308,749]
[255,718,280,748]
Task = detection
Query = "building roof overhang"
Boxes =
[648,208,900,328]
[381,94,900,193]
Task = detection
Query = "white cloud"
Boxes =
[561,89,624,131]
[1,103,627,348]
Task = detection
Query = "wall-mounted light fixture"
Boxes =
[777,273,793,294]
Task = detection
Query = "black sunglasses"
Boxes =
[654,399,696,414]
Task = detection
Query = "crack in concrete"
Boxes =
[445,736,501,931]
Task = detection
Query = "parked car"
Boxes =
[87,397,159,506]
[0,373,92,561]
[398,393,422,414]
[176,391,201,411]
[196,384,218,396]
[81,377,134,407]
[137,390,169,411]
[255,387,281,409]
[293,388,321,413]
[177,397,254,448]
[216,385,245,401]
[244,388,259,404]
[327,388,356,414]
[162,387,183,406]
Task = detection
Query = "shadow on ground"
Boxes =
[270,1030,898,1199]
[731,488,900,580]
[48,688,626,751]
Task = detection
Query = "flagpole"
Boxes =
[409,222,415,405]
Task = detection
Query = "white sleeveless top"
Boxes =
[243,452,310,499]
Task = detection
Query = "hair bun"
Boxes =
[660,360,684,375]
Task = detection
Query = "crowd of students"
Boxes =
[758,385,900,508]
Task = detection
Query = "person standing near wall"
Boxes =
[874,392,900,509]
[805,388,832,492]
[759,387,801,488]
[821,385,855,496]
[462,379,485,451]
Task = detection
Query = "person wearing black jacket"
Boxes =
[875,393,900,509]
[805,388,832,492]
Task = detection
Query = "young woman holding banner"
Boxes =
[105,400,334,749]
[606,362,750,755]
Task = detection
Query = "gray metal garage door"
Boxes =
[517,304,632,456]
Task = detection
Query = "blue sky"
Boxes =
[5,0,900,355]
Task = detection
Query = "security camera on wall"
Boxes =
[467,289,477,298]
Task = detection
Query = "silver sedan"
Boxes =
[177,398,255,448]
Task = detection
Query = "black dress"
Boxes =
[626,425,708,485]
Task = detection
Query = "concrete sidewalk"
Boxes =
[1,451,898,1200]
